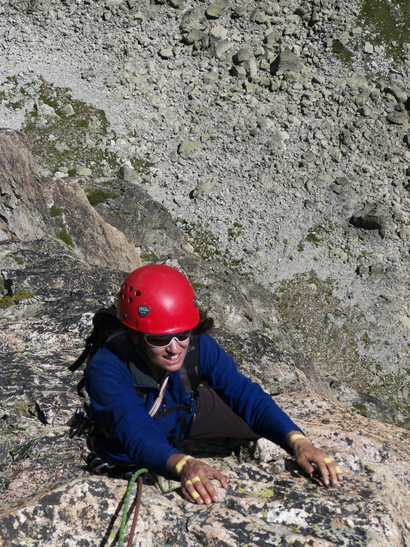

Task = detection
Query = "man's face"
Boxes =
[144,336,190,379]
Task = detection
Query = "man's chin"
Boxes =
[163,359,183,370]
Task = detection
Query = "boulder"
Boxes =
[0,129,49,241]
[270,48,304,75]
[0,129,141,271]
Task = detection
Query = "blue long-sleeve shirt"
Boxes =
[85,333,301,476]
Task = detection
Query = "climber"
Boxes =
[85,264,343,505]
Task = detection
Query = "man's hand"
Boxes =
[287,431,343,486]
[168,454,228,505]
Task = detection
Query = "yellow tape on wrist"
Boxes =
[288,434,308,448]
[175,455,193,475]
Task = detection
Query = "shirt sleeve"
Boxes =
[85,346,181,475]
[198,334,303,452]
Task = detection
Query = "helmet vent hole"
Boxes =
[136,291,141,297]
[128,297,133,303]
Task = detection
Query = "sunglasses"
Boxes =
[143,330,192,348]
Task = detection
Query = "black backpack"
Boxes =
[68,308,203,437]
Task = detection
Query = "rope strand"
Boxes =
[127,475,144,547]
[155,476,174,494]
[118,468,148,547]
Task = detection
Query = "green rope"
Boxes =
[155,475,174,494]
[117,470,174,546]
[118,468,148,547]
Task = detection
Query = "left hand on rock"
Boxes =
[290,435,343,486]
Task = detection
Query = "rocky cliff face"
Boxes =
[0,0,409,427]
[0,0,410,544]
[1,132,410,544]
[0,129,142,272]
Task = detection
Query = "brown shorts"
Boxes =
[188,386,260,441]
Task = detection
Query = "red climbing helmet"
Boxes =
[117,264,200,334]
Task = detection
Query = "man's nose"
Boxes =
[166,338,180,351]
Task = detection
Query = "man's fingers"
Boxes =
[330,465,343,484]
[296,449,343,486]
[322,457,343,484]
[317,457,343,486]
[207,469,229,490]
[183,475,217,505]
[180,460,229,504]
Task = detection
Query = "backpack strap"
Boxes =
[69,308,123,373]
[179,335,202,393]
[69,343,92,373]
[168,335,203,438]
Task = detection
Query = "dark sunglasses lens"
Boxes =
[175,331,191,342]
[145,334,173,347]
[145,331,191,347]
